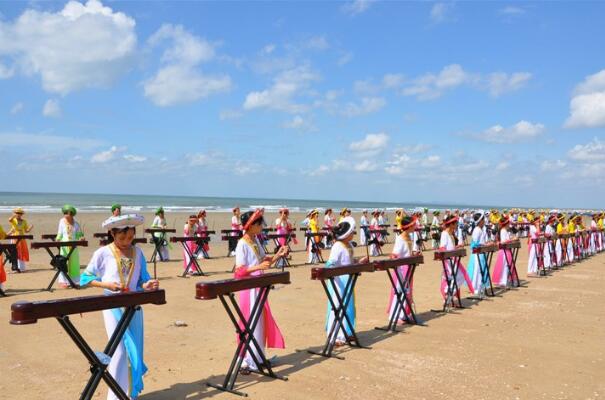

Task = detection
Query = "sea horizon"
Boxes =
[0,191,591,214]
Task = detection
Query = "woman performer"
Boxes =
[527,217,541,277]
[229,207,242,256]
[307,209,322,263]
[0,224,7,292]
[195,209,210,258]
[544,215,557,269]
[183,215,200,275]
[338,208,351,223]
[323,209,335,248]
[387,216,418,324]
[369,210,381,256]
[430,210,441,249]
[324,216,368,346]
[111,204,121,217]
[466,211,489,295]
[8,207,33,272]
[359,209,370,246]
[492,216,513,287]
[234,210,288,374]
[56,204,85,288]
[439,216,474,298]
[80,214,159,400]
[151,207,170,261]
[275,208,295,247]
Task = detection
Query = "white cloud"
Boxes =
[402,64,470,100]
[42,99,61,118]
[341,97,386,117]
[341,0,375,16]
[421,155,441,167]
[0,132,103,149]
[123,154,147,163]
[568,138,605,161]
[486,72,532,97]
[349,133,389,156]
[262,44,276,54]
[143,24,232,106]
[471,120,545,143]
[91,145,124,163]
[243,65,319,113]
[430,2,454,24]
[499,6,526,15]
[306,36,329,50]
[395,143,432,154]
[337,51,353,66]
[495,161,510,171]
[382,73,406,89]
[354,160,377,172]
[10,102,23,115]
[187,151,223,167]
[540,159,567,172]
[283,115,310,129]
[309,164,330,176]
[564,69,605,129]
[513,175,533,186]
[233,161,260,175]
[0,0,137,94]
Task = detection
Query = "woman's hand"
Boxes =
[105,282,122,291]
[143,279,160,291]
[276,246,288,257]
[259,260,272,270]
[358,256,369,263]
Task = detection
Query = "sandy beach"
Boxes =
[0,211,604,400]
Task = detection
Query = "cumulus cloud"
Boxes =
[568,138,605,161]
[541,159,567,172]
[470,120,545,143]
[486,72,532,97]
[143,24,232,106]
[305,36,329,50]
[341,0,375,16]
[402,64,471,100]
[243,65,319,113]
[124,154,147,163]
[349,133,389,156]
[341,97,386,117]
[564,69,605,129]
[0,132,103,150]
[91,145,125,163]
[0,0,137,94]
[430,3,454,24]
[42,99,61,118]
[219,109,244,120]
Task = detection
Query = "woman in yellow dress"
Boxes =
[8,207,33,272]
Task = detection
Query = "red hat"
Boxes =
[243,209,264,231]
[499,216,510,227]
[443,216,458,227]
[401,216,416,230]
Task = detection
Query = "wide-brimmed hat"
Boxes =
[13,207,25,215]
[111,204,121,213]
[333,216,356,240]
[62,204,77,216]
[102,214,144,230]
[155,207,164,215]
[443,216,458,227]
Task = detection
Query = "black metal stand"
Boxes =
[307,274,369,359]
[44,247,79,291]
[207,287,287,397]
[375,264,420,332]
[474,251,496,298]
[432,255,464,313]
[56,306,139,400]
[178,240,205,277]
[503,247,521,287]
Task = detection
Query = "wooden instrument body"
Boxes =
[196,271,290,299]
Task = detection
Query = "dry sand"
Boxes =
[0,211,604,400]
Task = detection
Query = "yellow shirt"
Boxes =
[568,221,576,234]
[0,225,6,240]
[556,224,564,234]
[598,219,604,229]
[309,219,319,233]
[8,218,29,235]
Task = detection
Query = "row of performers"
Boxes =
[11,207,603,399]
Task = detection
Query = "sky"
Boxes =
[0,0,604,208]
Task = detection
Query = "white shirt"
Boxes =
[440,231,455,250]
[57,218,82,241]
[500,228,511,242]
[392,234,411,258]
[472,226,486,244]
[235,238,265,271]
[84,246,146,292]
[327,241,353,267]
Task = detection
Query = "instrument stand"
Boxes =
[208,288,287,396]
[307,273,369,359]
[432,255,464,313]
[45,247,79,291]
[178,240,205,278]
[504,246,521,287]
[375,263,421,332]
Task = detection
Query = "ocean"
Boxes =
[0,191,522,214]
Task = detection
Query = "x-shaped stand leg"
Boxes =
[56,306,139,400]
[180,242,204,278]
[376,265,420,332]
[433,258,463,313]
[535,243,546,276]
[308,274,369,359]
[46,247,79,291]
[149,236,166,263]
[505,249,520,287]
[479,252,496,297]
[208,288,286,397]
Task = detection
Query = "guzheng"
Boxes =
[499,240,521,250]
[93,232,109,238]
[31,240,89,291]
[307,262,374,359]
[41,233,58,240]
[434,248,467,260]
[472,243,499,254]
[264,233,297,240]
[5,234,34,240]
[169,236,208,276]
[195,272,289,396]
[373,255,424,329]
[10,290,165,400]
[531,237,547,244]
[144,228,177,234]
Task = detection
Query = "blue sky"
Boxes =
[1,0,604,208]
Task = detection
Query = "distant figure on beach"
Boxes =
[56,204,85,288]
[8,207,33,272]
[229,207,242,256]
[151,207,170,261]
[111,203,121,217]
[195,209,210,258]
[0,224,7,292]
